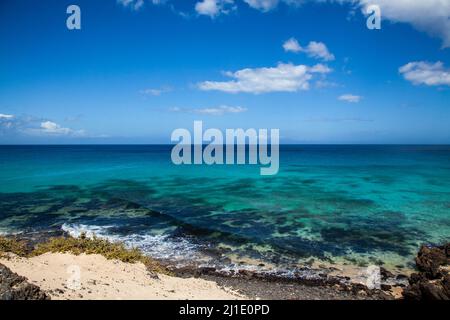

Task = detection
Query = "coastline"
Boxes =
[0,252,395,300]
[0,252,244,300]
[0,233,401,300]
[59,223,412,291]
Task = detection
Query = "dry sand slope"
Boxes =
[0,253,246,300]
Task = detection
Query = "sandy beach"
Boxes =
[0,253,245,300]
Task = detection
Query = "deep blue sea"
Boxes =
[1,145,449,274]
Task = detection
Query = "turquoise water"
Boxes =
[1,145,449,273]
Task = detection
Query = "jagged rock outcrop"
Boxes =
[403,243,450,300]
[0,263,50,300]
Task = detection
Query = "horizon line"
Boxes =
[1,143,450,146]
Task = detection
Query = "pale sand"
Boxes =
[0,253,246,300]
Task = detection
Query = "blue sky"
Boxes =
[0,0,449,144]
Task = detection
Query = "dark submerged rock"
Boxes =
[0,263,50,300]
[380,267,394,280]
[403,243,450,300]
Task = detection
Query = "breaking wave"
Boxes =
[61,223,205,265]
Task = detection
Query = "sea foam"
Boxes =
[61,223,203,264]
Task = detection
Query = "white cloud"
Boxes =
[283,38,335,61]
[117,0,168,10]
[115,0,450,46]
[140,86,172,96]
[1,115,86,137]
[198,62,332,94]
[338,94,362,103]
[399,61,450,87]
[117,0,145,11]
[39,121,84,136]
[309,63,332,73]
[304,41,335,61]
[0,114,15,131]
[244,0,309,11]
[355,0,450,48]
[244,0,279,12]
[195,105,247,115]
[265,1,450,48]
[196,0,220,17]
[195,0,235,17]
[283,38,302,53]
[171,105,247,115]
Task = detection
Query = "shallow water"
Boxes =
[1,145,449,273]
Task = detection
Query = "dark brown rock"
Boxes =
[404,243,450,300]
[415,244,449,278]
[380,267,394,280]
[442,274,450,296]
[420,282,447,300]
[0,263,50,300]
[237,269,256,279]
[403,283,422,300]
[381,284,391,291]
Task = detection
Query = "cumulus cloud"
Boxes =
[399,61,450,87]
[264,1,450,48]
[198,62,332,94]
[244,0,306,11]
[338,94,362,103]
[243,0,279,11]
[171,105,247,115]
[195,0,235,17]
[283,38,302,53]
[0,114,15,132]
[116,0,450,46]
[39,121,83,136]
[0,114,85,137]
[283,38,335,61]
[304,41,335,61]
[355,0,450,48]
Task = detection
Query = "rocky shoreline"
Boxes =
[176,243,450,300]
[171,260,407,300]
[1,232,449,300]
[174,267,395,300]
[0,255,393,300]
[403,243,450,300]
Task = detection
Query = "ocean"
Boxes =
[1,145,449,275]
